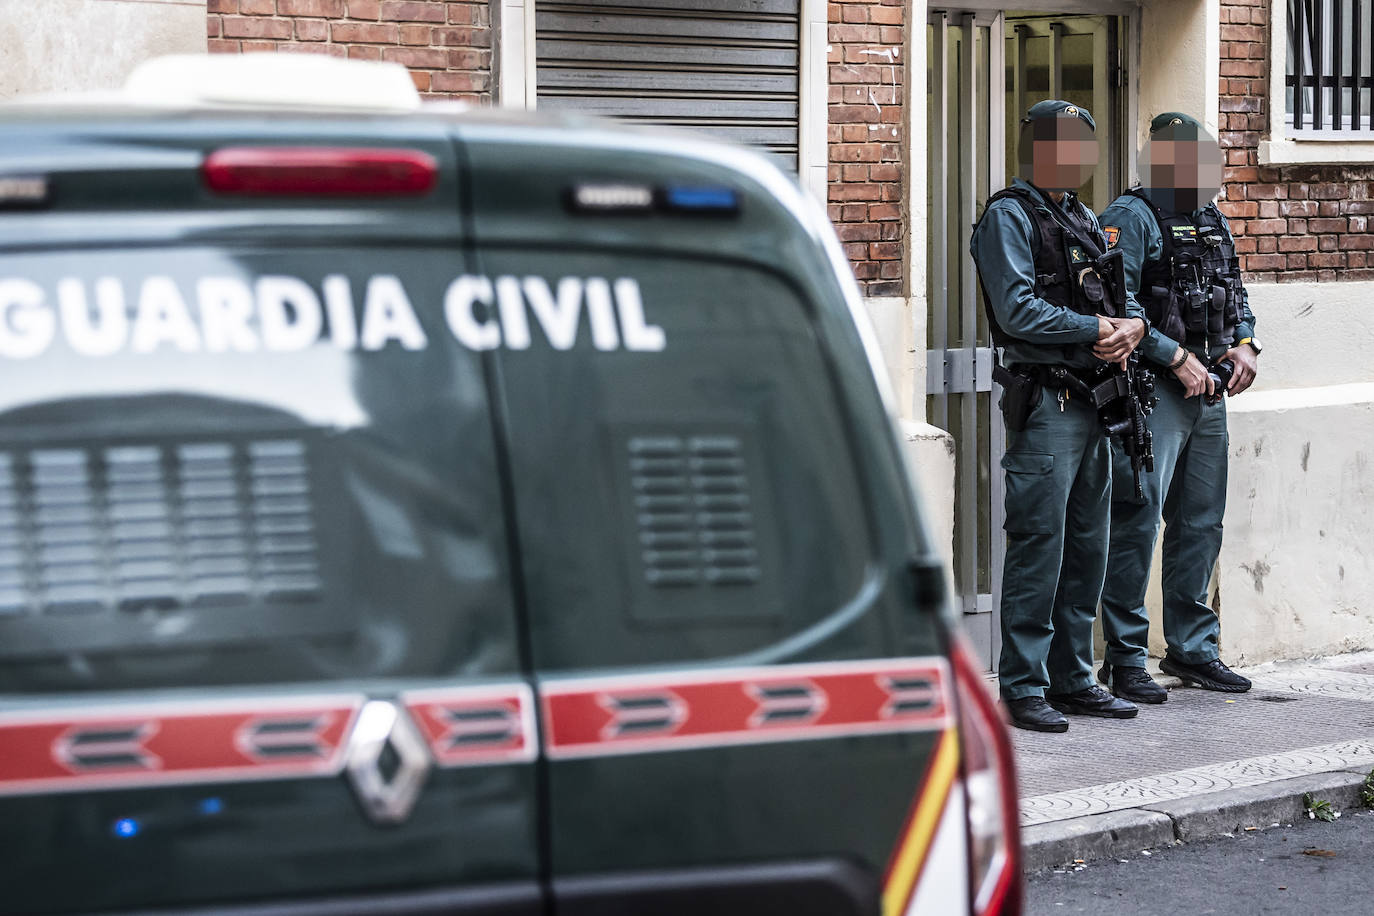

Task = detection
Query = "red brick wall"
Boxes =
[1217,0,1374,282]
[207,0,491,103]
[827,0,905,298]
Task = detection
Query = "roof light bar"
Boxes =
[662,185,739,213]
[569,183,655,212]
[566,182,740,215]
[203,147,438,197]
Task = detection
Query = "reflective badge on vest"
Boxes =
[1171,224,1198,241]
[1104,226,1120,247]
[1068,246,1087,264]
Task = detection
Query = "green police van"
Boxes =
[0,55,1019,916]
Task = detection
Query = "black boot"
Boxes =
[1160,655,1252,692]
[1097,664,1168,704]
[1046,685,1138,718]
[1003,696,1069,733]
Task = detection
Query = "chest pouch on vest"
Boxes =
[1200,227,1246,330]
[1150,248,1207,343]
[1079,247,1125,318]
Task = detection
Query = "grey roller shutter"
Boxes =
[535,0,801,169]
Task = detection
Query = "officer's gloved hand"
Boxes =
[1171,348,1213,399]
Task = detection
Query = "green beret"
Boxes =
[1023,99,1096,131]
[1149,112,1203,138]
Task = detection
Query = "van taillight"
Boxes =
[202,147,437,196]
[950,634,1023,916]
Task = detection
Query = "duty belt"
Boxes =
[1009,363,1130,409]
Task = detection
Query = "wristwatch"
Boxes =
[1238,336,1263,356]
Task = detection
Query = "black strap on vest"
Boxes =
[974,185,1112,351]
[993,185,1109,260]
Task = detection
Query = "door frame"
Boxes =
[922,2,1140,671]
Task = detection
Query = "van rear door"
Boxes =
[459,124,956,915]
[0,123,544,915]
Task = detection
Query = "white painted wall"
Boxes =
[902,420,957,565]
[0,0,207,99]
[1137,0,1220,148]
[1219,384,1374,663]
[862,295,957,562]
[1215,284,1374,662]
[1241,282,1374,393]
[1137,282,1374,663]
[863,295,918,422]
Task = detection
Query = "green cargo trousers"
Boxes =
[1101,382,1228,667]
[998,392,1112,700]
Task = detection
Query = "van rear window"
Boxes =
[477,248,883,672]
[0,247,520,692]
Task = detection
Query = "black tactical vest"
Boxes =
[975,185,1119,349]
[1127,188,1245,347]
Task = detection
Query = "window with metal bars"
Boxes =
[1287,0,1374,131]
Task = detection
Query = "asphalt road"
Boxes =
[1025,809,1374,916]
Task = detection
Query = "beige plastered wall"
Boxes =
[0,0,207,99]
[1205,283,1374,664]
[1138,0,1221,147]
[861,296,954,567]
[1141,282,1374,664]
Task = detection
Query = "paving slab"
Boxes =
[1012,684,1374,800]
[1012,653,1374,870]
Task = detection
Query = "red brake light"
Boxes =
[202,147,438,196]
[950,633,1023,916]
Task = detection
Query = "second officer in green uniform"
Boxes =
[971,100,1147,732]
[1096,112,1259,701]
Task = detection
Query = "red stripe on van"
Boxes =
[0,696,362,797]
[541,657,951,759]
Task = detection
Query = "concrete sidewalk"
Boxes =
[1012,652,1374,871]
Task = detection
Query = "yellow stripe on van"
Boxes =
[881,728,960,916]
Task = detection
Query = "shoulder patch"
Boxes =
[1104,226,1120,247]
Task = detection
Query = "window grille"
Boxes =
[1287,0,1374,131]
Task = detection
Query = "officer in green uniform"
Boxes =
[971,100,1147,732]
[1096,112,1260,701]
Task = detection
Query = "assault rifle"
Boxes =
[1047,356,1157,500]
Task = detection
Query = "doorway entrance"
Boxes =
[926,8,1132,671]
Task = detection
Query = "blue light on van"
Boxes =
[112,817,141,839]
[662,185,739,213]
[198,797,224,816]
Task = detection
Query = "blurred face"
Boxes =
[1141,127,1224,212]
[1021,116,1099,191]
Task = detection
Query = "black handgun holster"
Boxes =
[993,364,1041,432]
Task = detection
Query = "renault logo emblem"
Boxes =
[344,700,431,825]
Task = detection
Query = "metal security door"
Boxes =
[928,10,1129,671]
[534,0,802,168]
[927,10,1007,670]
[1004,14,1128,215]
